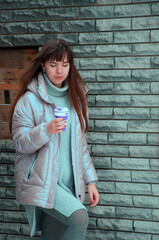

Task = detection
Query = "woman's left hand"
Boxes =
[87,184,99,207]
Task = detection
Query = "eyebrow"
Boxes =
[49,61,69,63]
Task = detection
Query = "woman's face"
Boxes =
[41,55,70,88]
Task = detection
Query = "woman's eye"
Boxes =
[50,65,56,67]
[63,64,68,67]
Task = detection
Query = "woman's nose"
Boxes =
[56,65,62,73]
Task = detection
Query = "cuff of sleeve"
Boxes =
[87,181,97,185]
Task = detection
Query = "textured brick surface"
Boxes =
[1,0,159,239]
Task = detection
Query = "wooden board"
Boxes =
[0,48,38,139]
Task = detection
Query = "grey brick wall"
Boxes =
[0,0,159,239]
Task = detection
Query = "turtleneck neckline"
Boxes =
[43,72,69,97]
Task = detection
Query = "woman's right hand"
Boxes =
[47,118,66,134]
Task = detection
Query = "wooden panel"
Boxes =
[0,48,38,140]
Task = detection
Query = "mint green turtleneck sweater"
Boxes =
[43,73,86,216]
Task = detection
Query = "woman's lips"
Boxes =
[55,76,63,79]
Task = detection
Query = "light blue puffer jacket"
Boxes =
[12,72,98,209]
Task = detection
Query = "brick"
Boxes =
[29,0,60,7]
[87,83,114,94]
[79,32,113,44]
[133,43,159,55]
[150,159,159,170]
[97,169,131,181]
[115,57,150,69]
[114,108,150,119]
[4,211,27,222]
[0,153,15,164]
[97,181,115,193]
[116,182,151,195]
[91,157,112,168]
[79,71,96,82]
[62,0,95,6]
[96,18,131,31]
[97,0,131,4]
[71,45,96,57]
[13,34,45,46]
[132,96,159,106]
[46,8,78,20]
[96,95,131,106]
[62,20,95,32]
[148,134,159,145]
[100,193,133,206]
[28,21,61,33]
[87,132,108,144]
[87,205,115,218]
[134,221,159,234]
[0,199,20,210]
[0,222,20,234]
[151,82,159,94]
[0,165,7,174]
[133,196,159,208]
[116,232,151,240]
[95,120,128,132]
[151,57,159,69]
[0,140,14,152]
[133,0,158,2]
[97,70,131,82]
[0,211,3,221]
[115,82,150,94]
[0,10,12,22]
[151,30,159,42]
[14,9,45,21]
[115,4,151,17]
[114,30,150,43]
[88,96,95,107]
[20,224,30,235]
[128,120,158,132]
[8,165,14,175]
[6,188,16,198]
[92,145,129,157]
[0,187,6,198]
[80,57,114,70]
[80,6,114,19]
[151,108,159,119]
[89,107,113,119]
[88,120,94,131]
[0,0,28,9]
[46,33,79,44]
[132,171,159,183]
[0,176,15,187]
[0,22,28,34]
[116,207,151,220]
[86,230,115,240]
[129,146,158,158]
[0,36,12,47]
[152,209,159,220]
[109,133,147,145]
[152,185,159,196]
[133,16,159,30]
[96,44,132,56]
[0,234,6,240]
[98,218,133,231]
[152,3,159,15]
[112,158,150,170]
[88,217,97,228]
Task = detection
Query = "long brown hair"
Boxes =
[9,39,88,133]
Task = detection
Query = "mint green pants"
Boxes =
[39,207,88,240]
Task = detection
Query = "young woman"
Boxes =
[10,39,99,240]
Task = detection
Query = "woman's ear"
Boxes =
[41,63,45,71]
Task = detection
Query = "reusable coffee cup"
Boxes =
[54,107,68,132]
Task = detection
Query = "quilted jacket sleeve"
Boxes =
[82,91,98,184]
[12,94,51,154]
